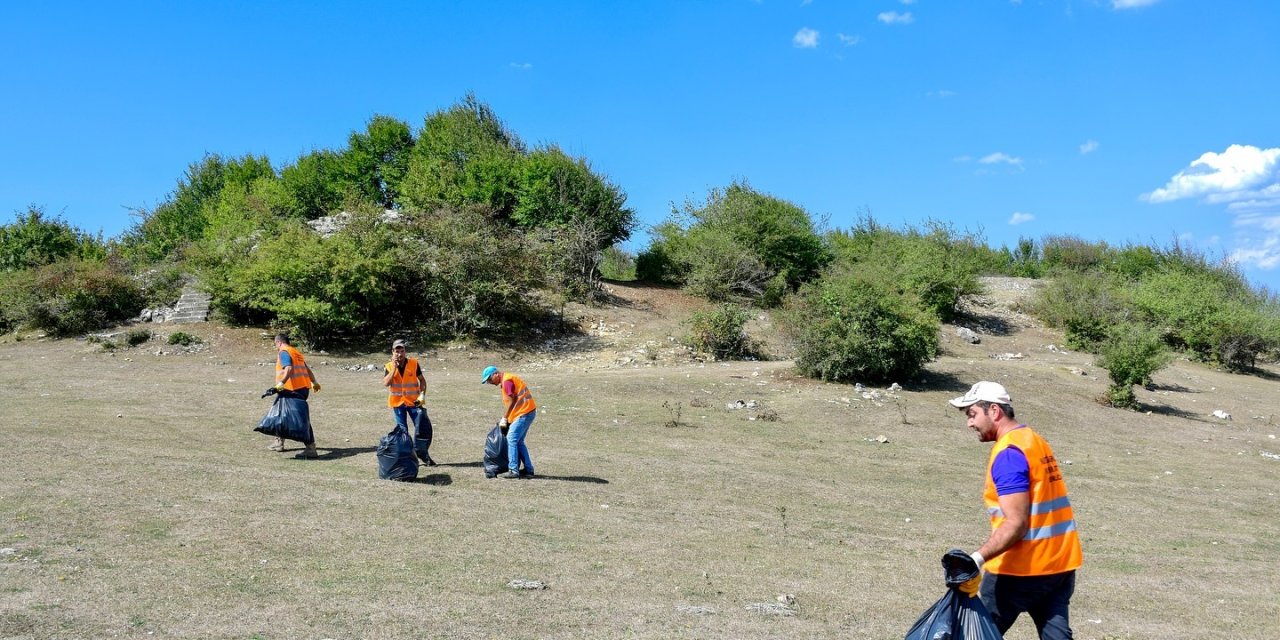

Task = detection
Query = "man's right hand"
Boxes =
[498,418,509,428]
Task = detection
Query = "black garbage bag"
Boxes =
[413,409,434,464]
[254,394,314,444]
[903,549,1003,640]
[377,424,418,481]
[482,423,509,478]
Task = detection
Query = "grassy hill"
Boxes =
[1,280,1277,639]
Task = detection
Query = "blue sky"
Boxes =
[3,1,1279,289]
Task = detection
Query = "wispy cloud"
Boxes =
[509,62,532,70]
[899,0,917,4]
[928,89,957,99]
[1009,212,1035,225]
[1079,140,1099,155]
[837,33,861,47]
[877,11,914,25]
[979,152,1024,167]
[793,27,820,48]
[1145,144,1280,269]
[1112,0,1162,9]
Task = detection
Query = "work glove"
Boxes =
[311,382,322,393]
[260,387,278,398]
[274,381,285,392]
[414,393,425,407]
[498,418,509,429]
[941,549,983,598]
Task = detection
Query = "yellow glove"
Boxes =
[414,393,424,406]
[311,382,322,393]
[958,573,982,597]
[274,382,285,392]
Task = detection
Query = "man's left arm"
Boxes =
[976,491,1030,563]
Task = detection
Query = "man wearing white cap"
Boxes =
[948,381,1083,640]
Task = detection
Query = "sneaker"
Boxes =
[499,470,521,479]
[520,470,535,479]
[421,455,438,467]
[294,447,318,460]
[267,439,284,452]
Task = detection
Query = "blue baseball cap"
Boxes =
[481,365,498,383]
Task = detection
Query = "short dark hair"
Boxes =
[274,332,291,345]
[975,400,1015,420]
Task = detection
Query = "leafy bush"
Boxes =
[1041,235,1108,272]
[600,246,636,281]
[125,329,152,346]
[167,331,202,346]
[1097,323,1171,409]
[685,304,756,360]
[827,219,985,321]
[9,260,145,337]
[636,183,829,306]
[1031,271,1132,351]
[782,270,940,384]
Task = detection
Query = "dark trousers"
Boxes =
[392,405,433,460]
[980,570,1075,640]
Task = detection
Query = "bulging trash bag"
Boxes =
[377,424,418,481]
[254,394,314,444]
[483,423,509,478]
[903,549,1003,640]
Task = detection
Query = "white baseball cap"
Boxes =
[949,381,1012,408]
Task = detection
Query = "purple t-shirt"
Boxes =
[991,430,1031,495]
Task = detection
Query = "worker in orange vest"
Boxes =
[382,338,435,466]
[948,381,1083,640]
[270,332,321,459]
[481,365,536,479]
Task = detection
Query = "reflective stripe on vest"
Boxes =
[386,359,422,408]
[276,345,313,391]
[501,373,537,422]
[983,426,1083,577]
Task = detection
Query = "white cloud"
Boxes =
[899,0,917,4]
[1142,144,1280,204]
[509,62,532,70]
[979,152,1024,167]
[793,27,820,48]
[877,11,914,24]
[928,89,957,98]
[1009,212,1035,225]
[1146,144,1280,271]
[953,155,973,163]
[837,33,861,46]
[1112,0,1162,9]
[1079,139,1099,155]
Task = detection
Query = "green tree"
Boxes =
[399,94,525,216]
[343,115,414,209]
[281,149,351,219]
[0,206,105,271]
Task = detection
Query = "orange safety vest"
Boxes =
[275,345,314,392]
[983,427,1083,576]
[385,358,423,408]
[500,373,536,422]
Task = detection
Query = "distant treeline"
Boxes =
[2,95,1277,387]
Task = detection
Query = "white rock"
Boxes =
[1212,410,1232,420]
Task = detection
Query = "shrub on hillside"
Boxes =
[600,246,636,281]
[782,270,939,384]
[827,219,985,321]
[8,260,145,337]
[1130,265,1280,369]
[685,304,756,360]
[636,183,829,306]
[1097,323,1171,409]
[1031,271,1132,351]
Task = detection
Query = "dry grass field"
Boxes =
[2,280,1278,639]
